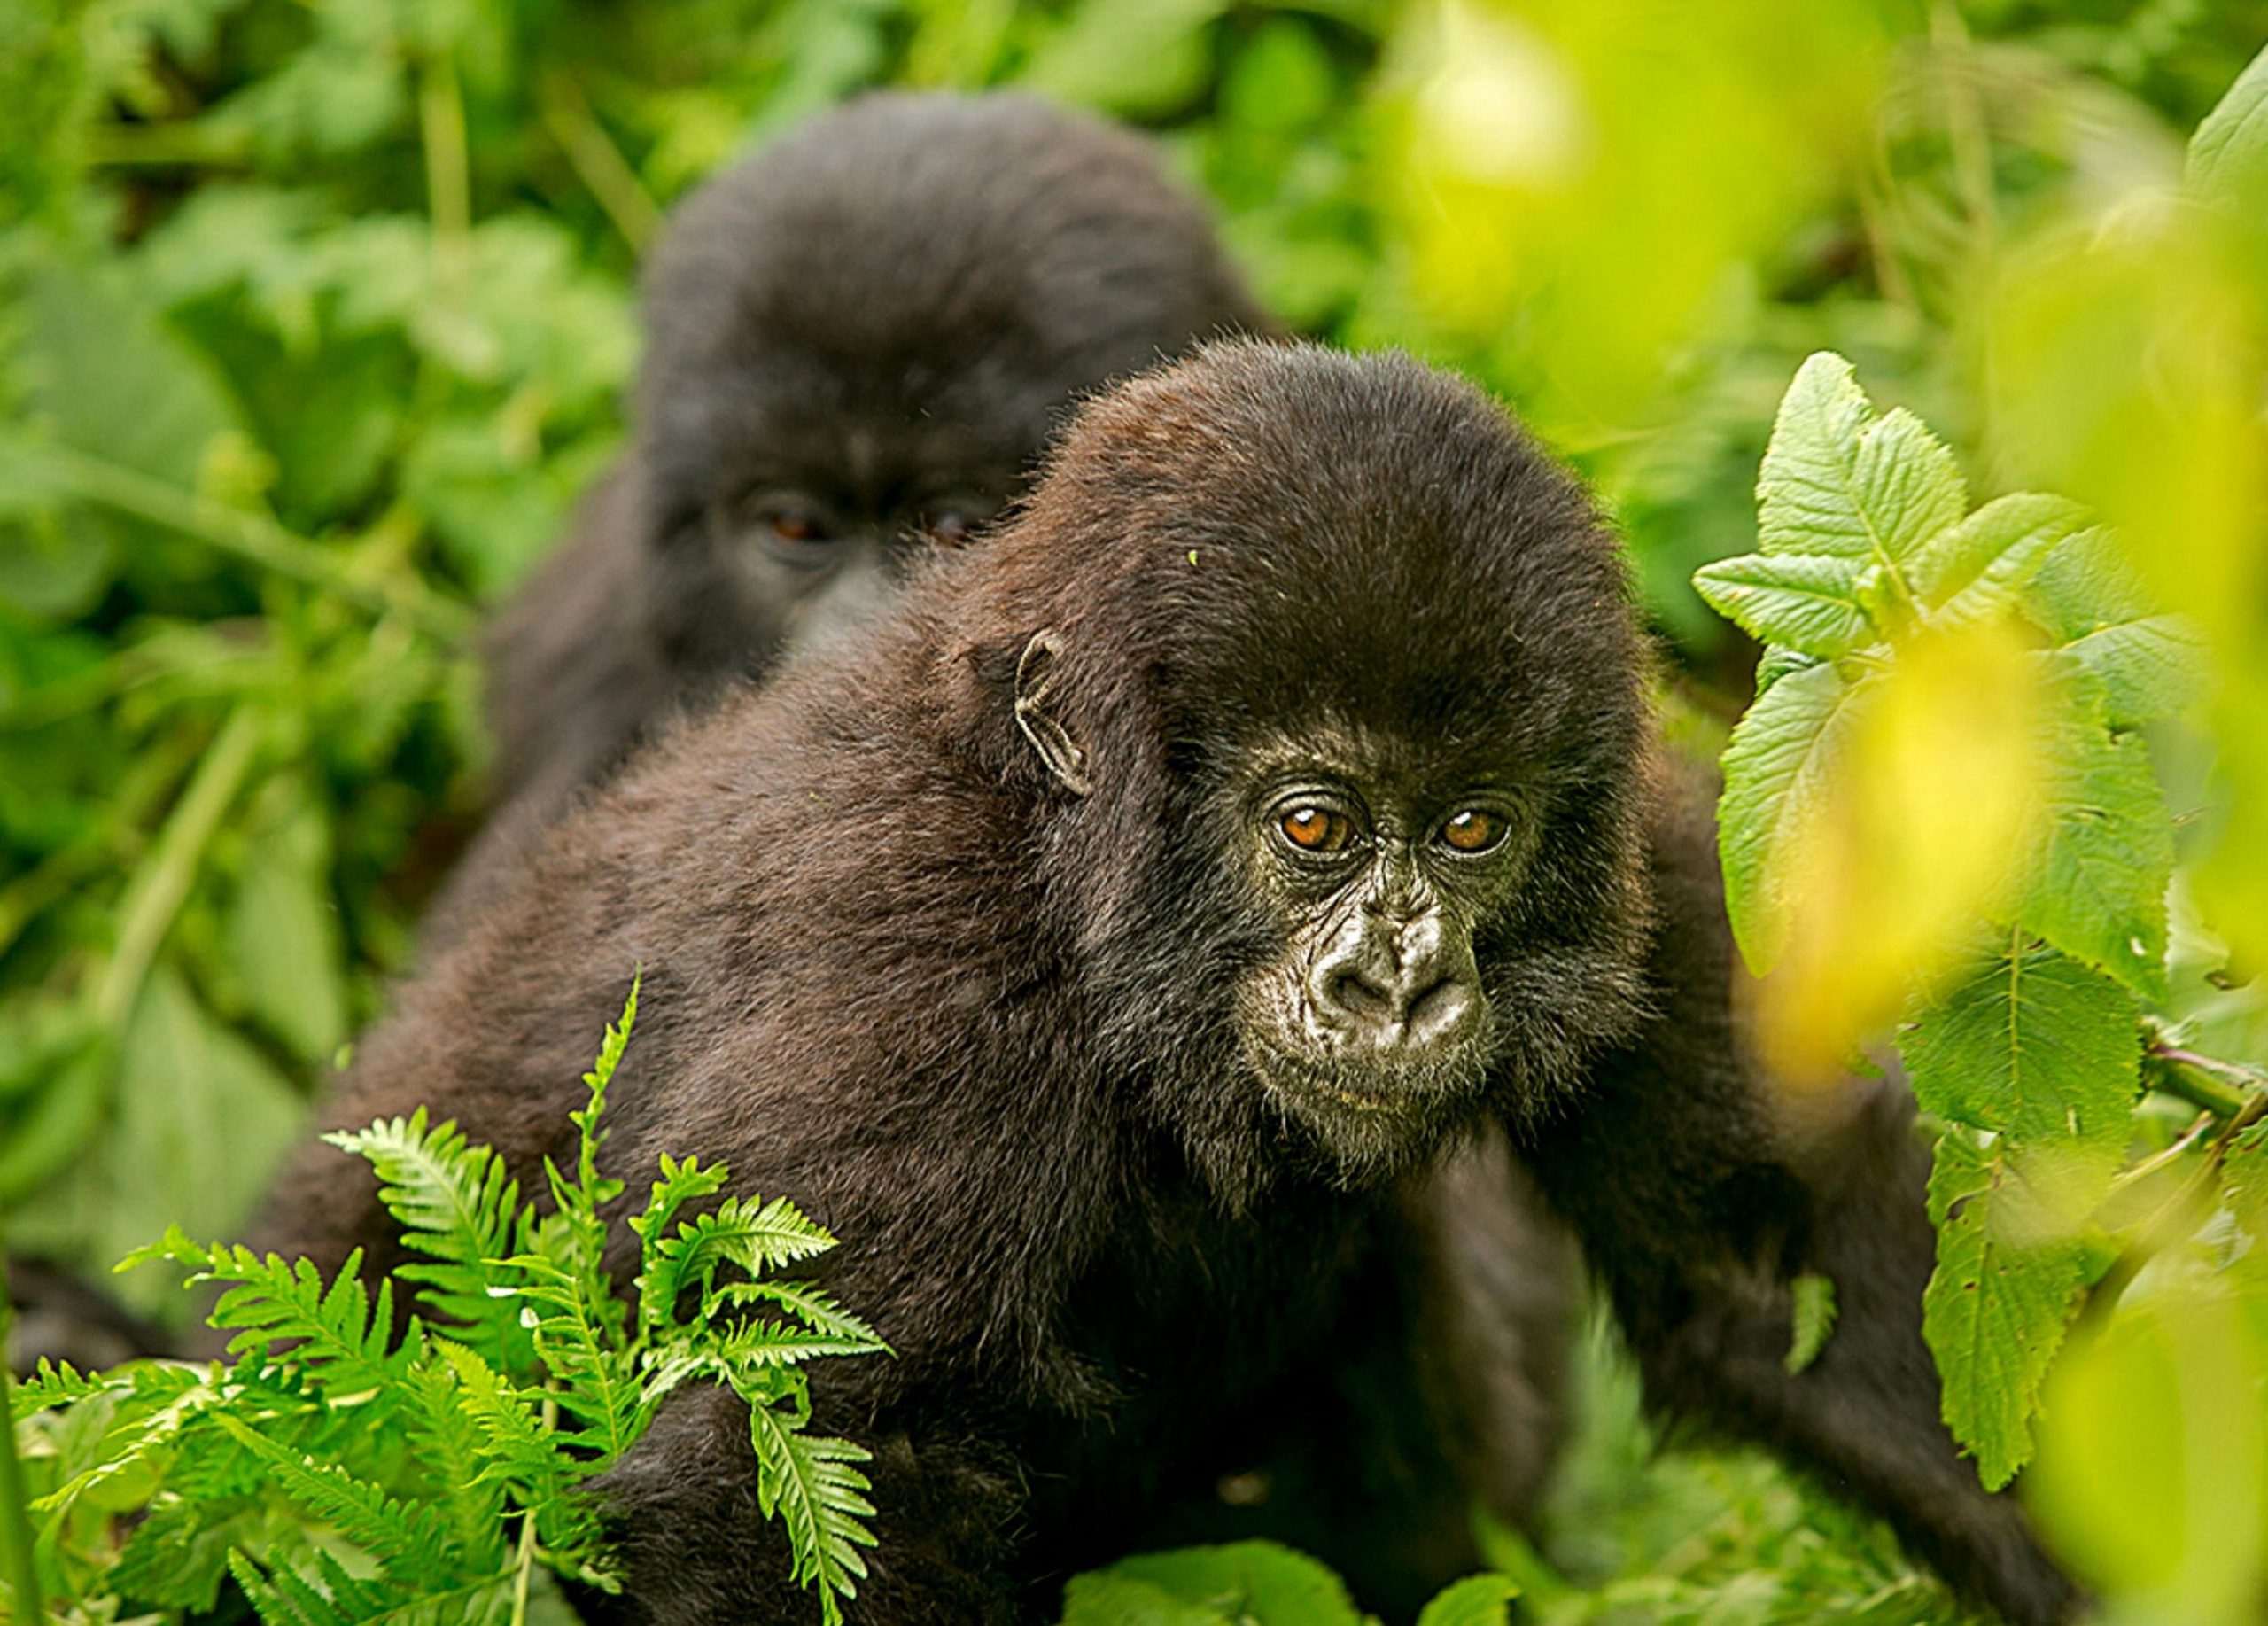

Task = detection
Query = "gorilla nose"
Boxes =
[1315,954,1477,1053]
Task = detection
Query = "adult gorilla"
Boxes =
[261,343,2076,1624]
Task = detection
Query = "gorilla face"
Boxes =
[990,342,1658,1197]
[633,91,1268,685]
[1224,728,1543,1163]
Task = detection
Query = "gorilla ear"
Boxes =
[1014,630,1093,797]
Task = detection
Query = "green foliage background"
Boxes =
[4,2,2268,1622]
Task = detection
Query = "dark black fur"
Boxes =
[447,92,1270,934]
[260,343,2075,1624]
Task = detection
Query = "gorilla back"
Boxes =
[268,341,1651,1622]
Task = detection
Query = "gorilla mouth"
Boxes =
[1243,1037,1446,1137]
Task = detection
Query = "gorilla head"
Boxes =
[953,341,1657,1190]
[633,91,1269,676]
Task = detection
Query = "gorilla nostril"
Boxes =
[1321,966,1394,1024]
[1406,977,1475,1046]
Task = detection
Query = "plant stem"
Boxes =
[540,72,660,253]
[95,706,263,1031]
[0,1245,47,1622]
[509,1506,536,1626]
[2144,1049,2256,1119]
[20,444,473,642]
[421,51,472,259]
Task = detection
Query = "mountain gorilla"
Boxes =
[441,92,1270,930]
[259,343,2078,1624]
[396,91,1573,1582]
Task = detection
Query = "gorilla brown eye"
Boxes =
[1278,805,1352,853]
[1441,810,1505,853]
[723,492,838,555]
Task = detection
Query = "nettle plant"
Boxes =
[1,981,885,1626]
[1695,352,2266,1489]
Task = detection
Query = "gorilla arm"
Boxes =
[1516,764,2083,1626]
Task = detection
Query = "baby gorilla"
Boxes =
[454,91,1269,917]
[263,343,2074,1624]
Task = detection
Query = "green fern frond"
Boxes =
[629,1155,732,1336]
[683,1306,889,1371]
[429,1342,575,1500]
[104,1494,247,1611]
[211,1412,474,1582]
[29,1361,221,1520]
[570,973,641,1205]
[490,1255,641,1464]
[324,1111,533,1373]
[130,1232,416,1397]
[399,1365,511,1565]
[229,1547,515,1626]
[710,1280,889,1351]
[642,1194,839,1330]
[745,1404,878,1626]
[9,1357,105,1421]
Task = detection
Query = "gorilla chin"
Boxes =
[1240,1026,1496,1175]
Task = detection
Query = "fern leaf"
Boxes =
[711,1280,889,1351]
[230,1548,515,1626]
[642,1195,839,1332]
[210,1412,475,1582]
[745,1404,878,1626]
[30,1361,222,1518]
[688,1311,889,1371]
[8,1357,107,1421]
[569,973,640,1205]
[431,1341,608,1565]
[629,1155,732,1337]
[324,1111,534,1374]
[490,1256,641,1465]
[139,1234,416,1399]
[400,1364,511,1565]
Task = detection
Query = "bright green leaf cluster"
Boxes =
[1699,353,2208,1487]
[6,980,886,1624]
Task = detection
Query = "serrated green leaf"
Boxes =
[1690,552,1868,657]
[2057,617,2210,726]
[1904,947,2140,1482]
[1091,1543,1365,1626]
[1920,1128,2091,1490]
[1752,645,1821,697]
[1785,1272,1837,1374]
[1415,1571,1519,1626]
[2186,43,2268,220]
[1907,494,2088,626]
[1904,945,2140,1158]
[324,1109,533,1373]
[745,1404,877,1626]
[1714,660,1858,972]
[2027,530,2209,723]
[1060,1573,1226,1626]
[2017,670,2174,1000]
[1755,353,1964,568]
